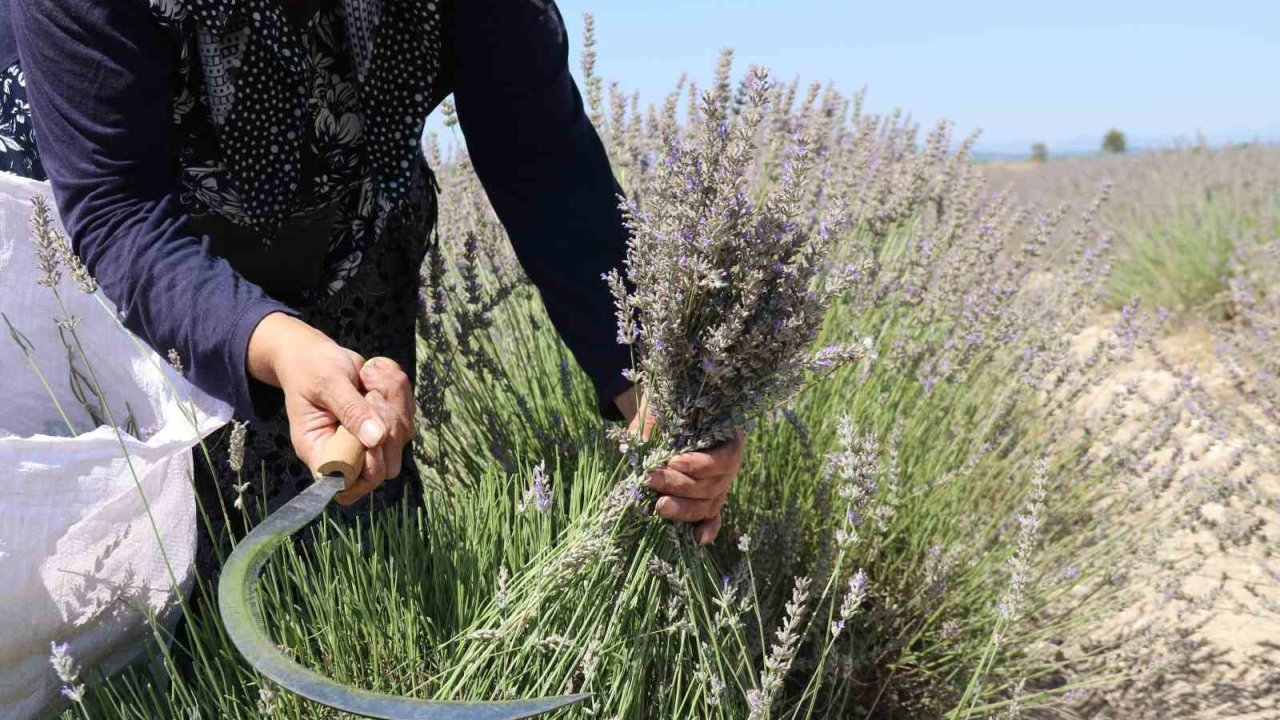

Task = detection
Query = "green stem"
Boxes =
[2,312,78,436]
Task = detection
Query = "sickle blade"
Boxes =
[217,477,585,719]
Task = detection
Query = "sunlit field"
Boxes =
[11,18,1276,720]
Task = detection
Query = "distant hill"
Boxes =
[972,131,1279,162]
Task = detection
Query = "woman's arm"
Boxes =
[13,0,404,496]
[12,0,293,421]
[449,1,746,543]
[448,0,635,419]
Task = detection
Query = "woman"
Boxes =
[4,0,741,546]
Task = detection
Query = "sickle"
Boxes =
[217,427,585,719]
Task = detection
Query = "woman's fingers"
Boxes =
[646,429,744,539]
[650,429,744,504]
[694,513,723,546]
[648,467,731,500]
[383,441,403,480]
[365,387,406,479]
[357,443,387,491]
[654,492,726,523]
[666,429,746,480]
[360,358,413,479]
[359,358,414,439]
[313,372,387,448]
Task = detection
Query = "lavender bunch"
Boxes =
[606,64,861,456]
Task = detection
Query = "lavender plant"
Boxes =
[430,68,871,718]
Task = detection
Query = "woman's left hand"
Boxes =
[616,387,746,545]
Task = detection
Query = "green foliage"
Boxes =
[1030,143,1048,162]
[1106,200,1239,313]
[1101,129,1126,154]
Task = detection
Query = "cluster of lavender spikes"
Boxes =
[606,65,864,456]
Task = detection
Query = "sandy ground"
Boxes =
[1070,321,1280,719]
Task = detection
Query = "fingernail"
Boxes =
[359,419,386,446]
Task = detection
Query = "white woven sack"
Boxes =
[0,173,231,718]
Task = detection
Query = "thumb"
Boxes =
[319,378,388,448]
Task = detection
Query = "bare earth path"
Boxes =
[1074,320,1280,719]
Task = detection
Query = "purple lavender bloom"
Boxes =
[814,344,843,368]
[61,686,86,703]
[848,570,868,598]
[997,599,1013,620]
[846,507,862,526]
[531,463,553,512]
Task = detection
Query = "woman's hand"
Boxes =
[616,386,745,545]
[248,313,414,502]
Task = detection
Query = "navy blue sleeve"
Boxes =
[12,0,294,421]
[449,0,634,419]
[0,2,18,68]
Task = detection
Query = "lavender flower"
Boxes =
[49,641,85,704]
[520,461,553,513]
[840,570,868,620]
[232,481,251,513]
[31,196,62,289]
[167,348,184,374]
[256,685,277,715]
[998,459,1048,623]
[31,195,96,293]
[748,576,811,720]
[227,420,248,473]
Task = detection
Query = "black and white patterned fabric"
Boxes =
[143,0,448,567]
[0,63,47,181]
[152,0,446,295]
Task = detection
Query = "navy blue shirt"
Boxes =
[8,0,633,420]
[0,3,16,69]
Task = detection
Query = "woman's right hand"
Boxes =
[247,312,414,502]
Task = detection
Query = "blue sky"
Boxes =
[538,0,1278,154]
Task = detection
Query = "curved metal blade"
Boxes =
[217,477,586,719]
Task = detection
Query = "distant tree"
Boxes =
[1030,142,1048,162]
[1102,129,1127,154]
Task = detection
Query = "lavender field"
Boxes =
[40,26,1280,720]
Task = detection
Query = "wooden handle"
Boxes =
[316,426,367,506]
